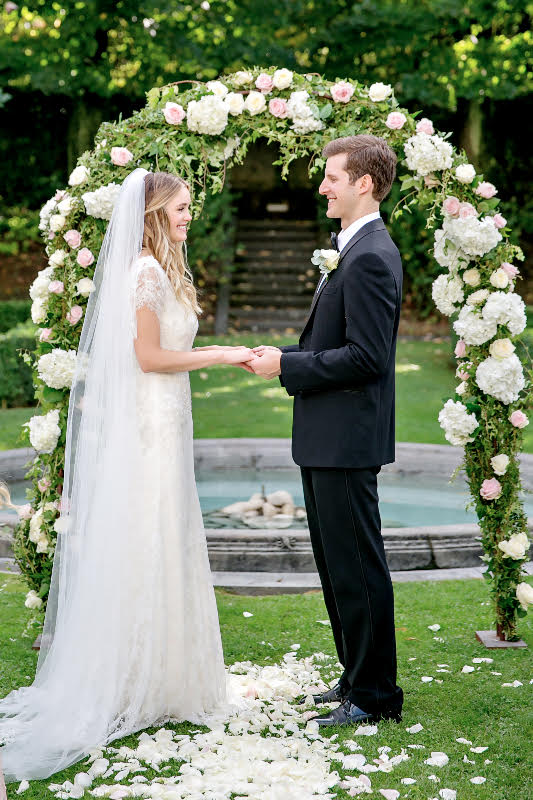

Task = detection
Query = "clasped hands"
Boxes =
[223,345,282,379]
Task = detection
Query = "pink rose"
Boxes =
[457,370,469,380]
[454,340,466,357]
[18,504,33,520]
[458,202,478,219]
[110,146,133,166]
[163,102,185,125]
[330,81,355,103]
[38,477,51,493]
[39,328,53,342]
[492,213,507,229]
[443,196,460,217]
[48,280,64,294]
[385,112,407,130]
[268,98,288,118]
[64,229,81,249]
[77,247,95,268]
[475,181,497,199]
[416,117,434,135]
[54,189,67,202]
[510,410,529,429]
[501,262,519,279]
[480,478,502,501]
[66,305,83,325]
[255,73,274,92]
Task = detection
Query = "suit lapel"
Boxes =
[300,219,386,339]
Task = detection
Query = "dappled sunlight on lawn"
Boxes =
[396,362,421,373]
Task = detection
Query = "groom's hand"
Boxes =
[249,349,282,379]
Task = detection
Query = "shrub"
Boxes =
[0,298,32,333]
[0,321,36,407]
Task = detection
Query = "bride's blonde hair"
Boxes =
[143,172,201,314]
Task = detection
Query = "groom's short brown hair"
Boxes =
[322,135,397,202]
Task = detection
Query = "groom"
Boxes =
[249,134,404,726]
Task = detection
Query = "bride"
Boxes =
[0,169,254,781]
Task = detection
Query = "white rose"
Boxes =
[490,453,510,475]
[272,68,293,90]
[29,266,54,301]
[455,164,476,184]
[456,381,467,395]
[232,70,253,87]
[48,249,68,268]
[25,590,43,610]
[489,338,515,360]
[466,289,489,307]
[224,92,245,115]
[516,582,533,610]
[29,507,44,542]
[36,535,49,554]
[49,214,66,232]
[463,268,480,287]
[76,278,96,297]
[498,533,529,560]
[57,195,76,215]
[31,297,47,324]
[68,165,90,186]
[206,80,229,97]
[489,268,509,289]
[28,409,61,453]
[368,82,392,102]
[244,91,267,115]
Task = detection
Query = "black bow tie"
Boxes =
[330,231,339,251]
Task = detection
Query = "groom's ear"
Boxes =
[356,174,374,195]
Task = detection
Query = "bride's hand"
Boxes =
[222,347,255,365]
[252,345,282,355]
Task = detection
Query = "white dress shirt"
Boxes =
[316,211,382,294]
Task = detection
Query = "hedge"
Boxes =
[0,321,36,407]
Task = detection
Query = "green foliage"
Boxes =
[0,205,40,255]
[0,321,35,408]
[0,298,31,333]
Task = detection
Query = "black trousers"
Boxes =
[301,466,403,715]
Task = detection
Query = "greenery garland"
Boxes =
[16,67,531,638]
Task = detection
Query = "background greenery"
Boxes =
[2,572,532,799]
[0,0,531,315]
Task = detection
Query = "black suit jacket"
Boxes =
[279,218,402,468]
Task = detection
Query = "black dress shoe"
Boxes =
[313,699,402,727]
[297,682,348,706]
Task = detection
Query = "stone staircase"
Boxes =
[229,219,320,333]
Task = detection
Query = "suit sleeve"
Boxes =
[280,253,397,396]
[279,344,300,353]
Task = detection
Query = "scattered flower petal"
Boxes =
[461,665,475,673]
[421,675,434,682]
[16,781,30,794]
[425,752,449,767]
[428,624,441,631]
[379,790,399,800]
[470,776,486,784]
[354,725,378,736]
[472,657,493,663]
[242,611,253,618]
[502,680,523,687]
[456,738,473,745]
[439,790,457,800]
[401,777,417,784]
[471,746,489,753]
[406,723,424,733]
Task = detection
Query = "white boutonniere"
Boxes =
[311,248,340,278]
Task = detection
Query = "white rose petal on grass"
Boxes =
[470,777,486,784]
[471,746,489,753]
[456,737,473,745]
[421,675,434,682]
[401,777,417,784]
[439,790,457,800]
[428,774,441,782]
[16,781,30,794]
[472,657,493,664]
[406,723,424,733]
[317,619,331,626]
[428,624,441,631]
[501,680,523,687]
[242,611,253,618]
[461,665,475,673]
[425,752,449,767]
[379,790,399,800]
[354,724,378,736]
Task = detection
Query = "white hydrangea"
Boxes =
[82,182,122,221]
[438,399,479,446]
[37,349,77,390]
[453,306,498,345]
[28,409,61,454]
[431,274,464,316]
[29,266,54,301]
[187,94,229,135]
[286,91,324,134]
[404,133,453,176]
[68,165,90,186]
[466,289,489,307]
[31,297,48,324]
[442,215,502,258]
[28,507,49,554]
[39,196,57,231]
[482,291,527,336]
[433,228,469,270]
[475,353,525,405]
[25,590,43,610]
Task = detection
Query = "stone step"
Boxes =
[238,231,318,243]
[239,220,317,230]
[229,318,308,333]
[231,296,313,309]
[234,273,315,286]
[235,263,314,275]
[230,308,309,321]
[237,250,310,260]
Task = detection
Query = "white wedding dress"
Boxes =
[0,254,227,781]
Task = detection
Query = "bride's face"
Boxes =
[165,187,192,243]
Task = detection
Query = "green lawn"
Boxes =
[1,337,532,451]
[1,573,532,799]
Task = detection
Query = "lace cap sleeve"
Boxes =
[133,258,165,318]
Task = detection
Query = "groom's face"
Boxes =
[319,153,362,224]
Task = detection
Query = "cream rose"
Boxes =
[466,289,489,306]
[272,68,293,90]
[244,91,267,115]
[498,532,529,560]
[25,590,43,610]
[206,80,229,97]
[76,278,96,297]
[224,92,245,115]
[368,82,392,102]
[49,214,66,233]
[489,338,515,360]
[232,70,253,87]
[516,582,533,610]
[68,165,90,186]
[490,453,510,475]
[455,163,476,184]
[490,268,510,289]
[463,268,480,287]
[48,249,68,268]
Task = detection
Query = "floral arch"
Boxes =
[19,68,531,640]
